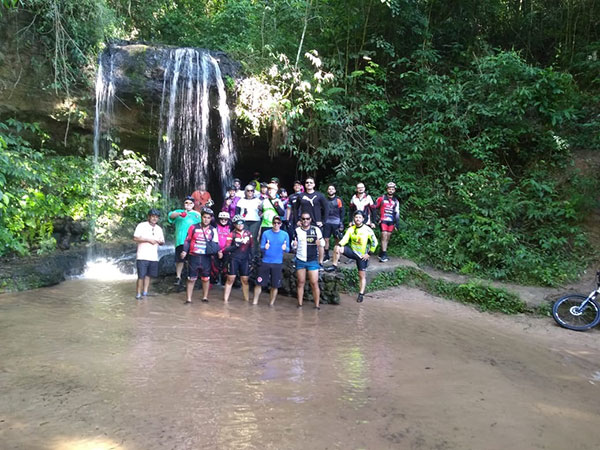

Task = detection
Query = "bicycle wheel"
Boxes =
[552,294,600,331]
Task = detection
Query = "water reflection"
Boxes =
[336,347,369,407]
[2,280,600,449]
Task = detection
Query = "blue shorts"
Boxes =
[295,258,320,271]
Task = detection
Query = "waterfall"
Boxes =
[90,51,115,256]
[209,55,236,191]
[93,51,115,162]
[157,48,235,199]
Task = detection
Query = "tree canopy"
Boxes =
[1,0,599,284]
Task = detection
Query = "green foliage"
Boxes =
[0,120,161,256]
[280,50,596,286]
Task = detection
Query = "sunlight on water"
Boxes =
[52,437,125,450]
[81,258,136,280]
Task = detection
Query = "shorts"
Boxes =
[380,221,395,233]
[188,254,212,280]
[342,246,369,271]
[295,258,320,271]
[137,260,159,279]
[175,245,187,263]
[323,223,341,239]
[257,262,283,288]
[229,257,250,277]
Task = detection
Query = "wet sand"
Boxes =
[1,279,600,449]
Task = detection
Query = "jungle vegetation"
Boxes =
[1,0,599,286]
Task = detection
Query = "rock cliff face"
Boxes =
[0,12,242,158]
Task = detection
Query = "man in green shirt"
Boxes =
[168,196,202,285]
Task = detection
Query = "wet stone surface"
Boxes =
[1,278,600,449]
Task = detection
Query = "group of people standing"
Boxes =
[133,176,400,307]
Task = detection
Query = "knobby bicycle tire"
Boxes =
[552,294,600,331]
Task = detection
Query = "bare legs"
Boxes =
[381,231,392,253]
[136,276,151,296]
[175,262,184,280]
[185,278,210,303]
[296,268,320,308]
[224,275,249,302]
[253,286,279,306]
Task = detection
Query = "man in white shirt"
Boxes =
[235,184,263,252]
[133,209,165,299]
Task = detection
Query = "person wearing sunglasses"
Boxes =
[294,177,329,230]
[292,214,325,309]
[235,184,263,252]
[253,216,289,306]
[168,196,202,287]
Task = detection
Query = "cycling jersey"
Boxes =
[339,224,378,256]
[224,229,253,260]
[294,226,325,262]
[216,223,231,250]
[325,196,344,225]
[374,195,400,224]
[350,193,374,223]
[183,224,219,255]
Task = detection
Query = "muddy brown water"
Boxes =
[1,279,600,449]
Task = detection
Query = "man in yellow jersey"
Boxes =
[325,210,378,303]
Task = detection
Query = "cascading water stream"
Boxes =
[209,55,236,190]
[90,45,236,271]
[157,48,235,199]
[90,51,115,259]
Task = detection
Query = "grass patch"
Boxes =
[341,267,527,315]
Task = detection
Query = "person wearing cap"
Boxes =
[213,211,233,286]
[191,183,213,212]
[181,208,219,303]
[374,182,400,262]
[270,177,280,189]
[253,216,289,306]
[326,210,378,303]
[133,209,165,299]
[259,183,285,238]
[168,196,202,286]
[222,186,240,218]
[223,215,254,302]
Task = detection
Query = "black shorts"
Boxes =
[188,254,212,280]
[323,223,341,239]
[228,258,250,277]
[256,262,283,288]
[175,245,187,263]
[342,246,369,271]
[137,260,159,279]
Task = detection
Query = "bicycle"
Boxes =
[552,271,600,331]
